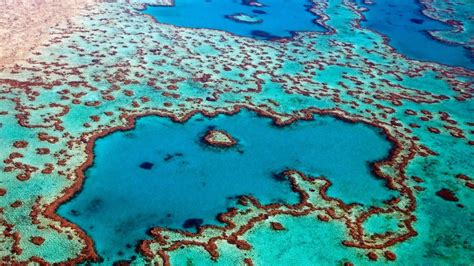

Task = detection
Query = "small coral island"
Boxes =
[203,129,237,148]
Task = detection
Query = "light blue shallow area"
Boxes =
[358,0,473,69]
[58,110,394,262]
[143,0,325,39]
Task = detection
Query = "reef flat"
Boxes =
[0,0,473,265]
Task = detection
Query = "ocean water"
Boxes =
[58,110,393,262]
[143,0,325,39]
[358,0,473,69]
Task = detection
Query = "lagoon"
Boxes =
[58,110,394,262]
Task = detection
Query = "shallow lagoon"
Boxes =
[59,110,394,262]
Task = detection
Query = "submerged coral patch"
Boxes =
[139,162,154,170]
[436,188,459,202]
[226,13,263,24]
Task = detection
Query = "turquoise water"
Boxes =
[169,215,360,265]
[143,0,325,39]
[58,110,393,262]
[358,0,473,69]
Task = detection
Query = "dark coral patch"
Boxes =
[410,18,424,24]
[182,218,203,229]
[139,162,154,170]
[367,252,378,261]
[86,198,104,213]
[436,188,459,202]
[10,200,22,208]
[13,141,28,148]
[271,172,287,182]
[251,30,277,39]
[270,222,285,231]
[384,251,396,261]
[113,260,131,266]
[30,236,45,246]
[253,9,266,14]
[163,154,174,161]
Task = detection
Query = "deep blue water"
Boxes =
[143,0,325,39]
[358,0,473,69]
[58,110,394,262]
